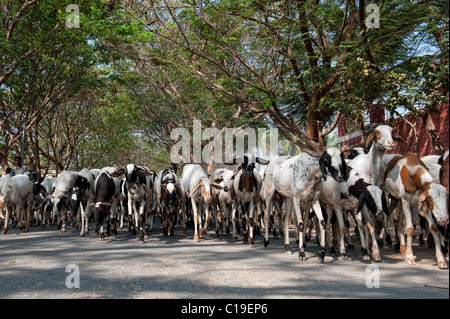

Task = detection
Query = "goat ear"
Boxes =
[381,192,389,215]
[110,169,124,177]
[255,157,270,165]
[365,132,376,149]
[213,177,223,184]
[357,192,367,214]
[340,152,348,181]
[319,153,328,181]
[392,133,407,145]
[139,169,154,177]
[188,180,203,198]
[211,182,223,190]
[418,193,430,217]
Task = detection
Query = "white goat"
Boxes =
[181,164,222,242]
[264,148,347,262]
[47,170,79,232]
[212,168,236,237]
[0,175,34,233]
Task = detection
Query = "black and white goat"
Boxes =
[116,164,154,243]
[89,170,121,241]
[264,148,347,262]
[155,167,181,236]
[46,171,79,232]
[69,169,95,237]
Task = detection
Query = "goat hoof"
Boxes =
[418,234,425,246]
[427,236,434,249]
[405,257,416,265]
[377,238,384,248]
[2,227,8,234]
[273,229,278,239]
[373,255,382,262]
[338,254,348,261]
[361,248,370,260]
[80,232,85,237]
[317,247,325,263]
[284,244,293,254]
[298,248,307,261]
[438,261,448,269]
[330,247,337,256]
[386,235,393,248]
[264,239,269,248]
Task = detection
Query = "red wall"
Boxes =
[338,103,449,157]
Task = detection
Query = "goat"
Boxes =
[0,175,34,233]
[384,152,448,269]
[155,167,181,236]
[232,155,263,247]
[40,177,57,227]
[439,155,449,259]
[211,168,236,237]
[180,164,222,242]
[29,173,47,226]
[261,155,292,248]
[355,185,389,261]
[69,169,95,237]
[88,170,121,241]
[381,151,448,247]
[264,148,347,262]
[44,170,78,232]
[348,125,406,186]
[114,164,154,243]
[348,125,405,247]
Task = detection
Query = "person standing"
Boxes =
[9,156,28,177]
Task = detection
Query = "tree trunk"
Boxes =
[424,112,445,155]
[0,148,10,172]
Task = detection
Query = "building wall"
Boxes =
[338,103,449,157]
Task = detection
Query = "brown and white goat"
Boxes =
[384,152,449,269]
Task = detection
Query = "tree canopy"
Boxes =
[0,0,448,174]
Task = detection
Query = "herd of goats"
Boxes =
[0,125,449,269]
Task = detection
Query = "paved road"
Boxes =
[0,221,448,300]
